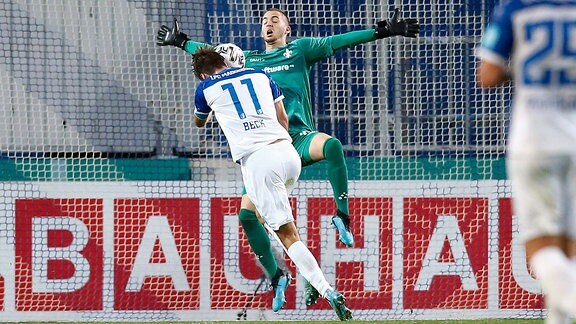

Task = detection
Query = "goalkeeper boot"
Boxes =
[271,270,291,312]
[304,278,320,306]
[332,210,354,247]
[326,289,352,321]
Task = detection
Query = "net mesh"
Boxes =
[0,0,543,321]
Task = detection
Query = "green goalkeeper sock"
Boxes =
[238,208,278,278]
[324,138,349,216]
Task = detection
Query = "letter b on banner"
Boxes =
[15,199,104,311]
[31,216,91,293]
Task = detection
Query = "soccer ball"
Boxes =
[214,43,245,68]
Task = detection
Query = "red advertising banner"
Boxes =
[15,198,104,311]
[210,197,297,310]
[3,187,545,321]
[498,198,543,309]
[0,273,4,311]
[403,198,489,309]
[114,198,201,310]
[307,197,393,310]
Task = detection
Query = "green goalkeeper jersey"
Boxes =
[184,29,376,137]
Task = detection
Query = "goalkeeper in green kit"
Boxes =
[157,7,419,314]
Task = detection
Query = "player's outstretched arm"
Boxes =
[327,6,419,53]
[156,18,190,49]
[375,8,419,38]
[157,18,213,54]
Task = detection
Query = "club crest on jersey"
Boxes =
[283,49,292,58]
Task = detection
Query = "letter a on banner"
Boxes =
[403,197,488,309]
[126,216,189,292]
[114,198,200,311]
[415,215,477,291]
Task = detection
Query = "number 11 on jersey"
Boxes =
[221,78,264,119]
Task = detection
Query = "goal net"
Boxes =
[0,0,543,321]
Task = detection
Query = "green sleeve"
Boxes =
[296,29,377,65]
[183,40,212,55]
[330,29,377,51]
[294,38,334,64]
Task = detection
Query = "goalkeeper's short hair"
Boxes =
[264,7,290,25]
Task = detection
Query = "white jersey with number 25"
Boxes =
[478,0,576,156]
[194,67,290,162]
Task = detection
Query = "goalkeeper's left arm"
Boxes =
[330,7,419,51]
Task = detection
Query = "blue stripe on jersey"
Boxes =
[194,85,211,118]
[481,1,517,59]
[269,77,282,101]
[481,0,576,60]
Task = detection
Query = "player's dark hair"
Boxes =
[191,47,226,80]
[264,8,290,25]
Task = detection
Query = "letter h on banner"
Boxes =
[307,197,393,310]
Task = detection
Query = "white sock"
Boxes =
[286,241,332,297]
[546,306,571,324]
[531,246,576,318]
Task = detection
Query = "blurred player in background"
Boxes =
[157,6,419,306]
[477,1,576,323]
[191,47,352,321]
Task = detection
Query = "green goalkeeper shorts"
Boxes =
[290,130,320,167]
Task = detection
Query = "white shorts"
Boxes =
[508,154,576,243]
[239,140,301,231]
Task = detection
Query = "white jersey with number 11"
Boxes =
[194,67,291,162]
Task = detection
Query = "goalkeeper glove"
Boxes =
[156,18,189,49]
[375,8,420,39]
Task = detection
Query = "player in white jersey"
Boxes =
[477,1,576,322]
[192,47,352,321]
[194,64,291,164]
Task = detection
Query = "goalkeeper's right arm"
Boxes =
[156,18,210,54]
